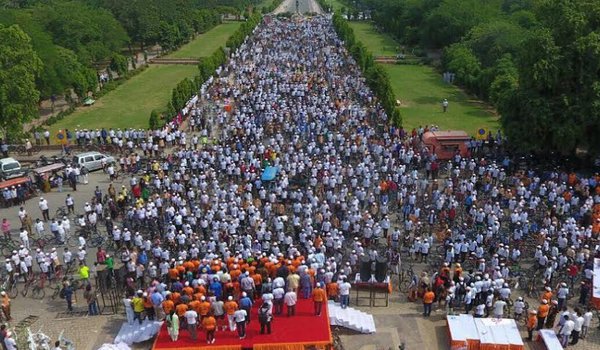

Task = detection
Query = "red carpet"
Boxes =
[152,298,332,350]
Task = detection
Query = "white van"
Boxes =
[72,152,115,172]
[0,157,25,180]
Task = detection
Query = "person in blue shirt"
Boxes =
[151,290,164,320]
[210,277,223,299]
[239,292,253,324]
[137,250,148,266]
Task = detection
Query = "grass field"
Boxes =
[50,65,197,134]
[349,22,399,57]
[166,22,241,59]
[49,22,239,138]
[384,64,498,134]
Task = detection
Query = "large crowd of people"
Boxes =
[1,14,600,348]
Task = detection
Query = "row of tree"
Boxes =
[352,0,600,156]
[152,14,264,129]
[332,13,402,126]
[0,0,267,137]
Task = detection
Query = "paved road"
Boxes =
[273,0,323,14]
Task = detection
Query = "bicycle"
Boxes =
[20,276,37,297]
[0,276,18,298]
[54,206,69,219]
[50,282,63,300]
[0,237,18,257]
[30,274,47,299]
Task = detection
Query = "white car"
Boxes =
[72,152,115,172]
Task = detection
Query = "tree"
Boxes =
[34,1,129,64]
[149,109,160,129]
[109,53,128,77]
[0,24,41,136]
[443,43,482,92]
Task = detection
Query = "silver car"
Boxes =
[72,151,115,172]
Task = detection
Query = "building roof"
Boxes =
[423,130,470,141]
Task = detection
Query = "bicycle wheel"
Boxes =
[8,282,18,299]
[34,238,46,250]
[1,246,13,258]
[67,236,79,248]
[399,279,411,293]
[32,287,45,299]
[89,236,103,248]
[21,283,29,297]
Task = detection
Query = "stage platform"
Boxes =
[152,298,332,350]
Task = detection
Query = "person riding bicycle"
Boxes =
[513,296,526,320]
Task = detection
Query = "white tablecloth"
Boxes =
[539,329,563,350]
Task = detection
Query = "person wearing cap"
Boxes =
[38,197,49,221]
[184,306,199,341]
[224,296,238,331]
[239,292,253,324]
[527,310,538,341]
[544,300,559,328]
[132,291,145,325]
[537,299,550,330]
[233,305,248,339]
[202,311,217,344]
[556,282,569,310]
[513,297,525,321]
[0,292,10,321]
[312,282,327,316]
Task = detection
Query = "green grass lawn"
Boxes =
[50,65,197,135]
[385,64,499,134]
[167,22,241,59]
[349,22,399,57]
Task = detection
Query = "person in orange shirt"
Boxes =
[202,312,217,344]
[423,287,435,317]
[182,282,194,297]
[1,292,11,321]
[171,291,181,305]
[312,282,327,316]
[224,296,238,331]
[327,281,339,302]
[537,299,550,330]
[189,298,201,315]
[198,296,211,320]
[527,310,538,341]
[541,287,553,303]
[175,302,188,319]
[168,268,179,282]
[162,294,175,316]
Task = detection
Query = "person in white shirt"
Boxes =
[4,330,17,350]
[582,308,593,338]
[184,309,198,340]
[493,299,507,319]
[233,308,247,339]
[559,315,574,347]
[339,277,351,309]
[34,219,44,237]
[284,289,297,316]
[571,310,584,345]
[513,297,525,320]
[38,197,49,221]
[19,229,29,250]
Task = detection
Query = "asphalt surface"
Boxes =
[273,0,323,14]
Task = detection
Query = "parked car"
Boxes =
[72,152,115,172]
[0,157,26,180]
